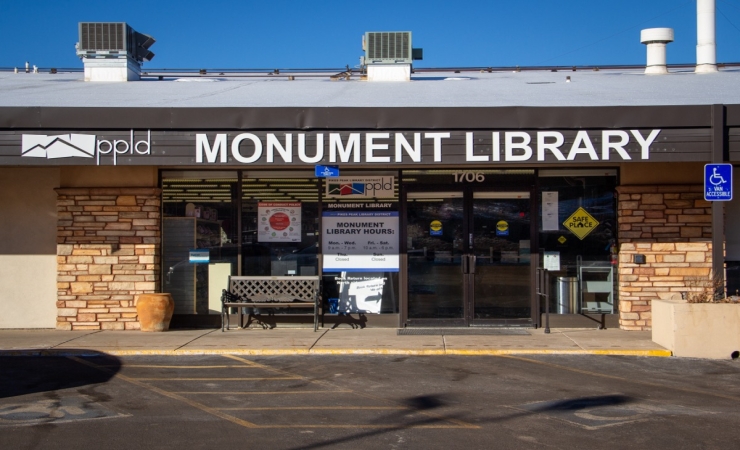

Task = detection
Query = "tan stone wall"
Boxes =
[617,185,712,331]
[56,188,161,330]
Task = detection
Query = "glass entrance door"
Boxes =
[406,192,466,324]
[470,192,532,324]
[406,190,533,326]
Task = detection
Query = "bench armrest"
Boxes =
[221,289,242,305]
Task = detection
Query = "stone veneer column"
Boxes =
[56,188,161,330]
[617,185,712,331]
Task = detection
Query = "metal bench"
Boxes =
[221,276,320,332]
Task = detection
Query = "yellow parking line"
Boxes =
[95,348,673,357]
[132,377,301,381]
[103,365,251,369]
[252,424,476,429]
[173,391,350,395]
[69,356,480,430]
[222,354,480,430]
[217,406,407,411]
[309,349,445,355]
[68,356,260,429]
[499,355,740,402]
[448,349,672,357]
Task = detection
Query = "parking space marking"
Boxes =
[132,377,302,381]
[499,355,740,402]
[245,424,477,429]
[222,354,480,429]
[68,356,261,429]
[173,390,351,395]
[216,406,408,411]
[508,397,714,430]
[103,365,250,369]
[71,355,480,430]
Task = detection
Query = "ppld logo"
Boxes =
[21,130,151,165]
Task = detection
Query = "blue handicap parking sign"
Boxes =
[315,165,339,178]
[704,164,733,201]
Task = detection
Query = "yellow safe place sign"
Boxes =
[563,207,600,240]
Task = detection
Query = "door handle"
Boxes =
[461,255,476,274]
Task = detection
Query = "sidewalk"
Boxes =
[0,328,671,357]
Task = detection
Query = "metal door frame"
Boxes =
[467,189,536,327]
[402,183,537,327]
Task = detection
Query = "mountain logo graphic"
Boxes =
[21,134,96,159]
[327,183,365,196]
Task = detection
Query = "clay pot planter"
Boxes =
[136,293,175,332]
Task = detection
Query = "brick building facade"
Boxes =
[617,185,713,330]
[55,188,161,330]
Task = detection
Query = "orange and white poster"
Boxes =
[258,202,301,242]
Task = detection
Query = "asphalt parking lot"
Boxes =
[1,354,739,449]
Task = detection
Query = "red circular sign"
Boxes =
[269,212,290,231]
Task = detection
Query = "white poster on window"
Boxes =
[335,274,386,314]
[544,251,561,271]
[322,211,399,272]
[258,202,301,242]
[542,191,559,231]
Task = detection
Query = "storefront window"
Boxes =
[241,172,319,279]
[162,171,239,315]
[538,170,618,314]
[322,172,400,314]
[162,170,404,319]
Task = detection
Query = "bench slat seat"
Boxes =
[221,276,320,332]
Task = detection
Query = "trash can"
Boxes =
[556,277,579,314]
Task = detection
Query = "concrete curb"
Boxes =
[0,348,673,357]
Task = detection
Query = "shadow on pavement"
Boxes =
[286,394,634,450]
[529,395,631,412]
[0,351,121,399]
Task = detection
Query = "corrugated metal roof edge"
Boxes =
[1,105,734,130]
[2,62,740,77]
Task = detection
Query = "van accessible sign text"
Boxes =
[195,130,661,165]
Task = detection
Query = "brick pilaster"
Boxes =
[616,185,712,331]
[55,188,161,330]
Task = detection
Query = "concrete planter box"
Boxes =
[652,299,740,359]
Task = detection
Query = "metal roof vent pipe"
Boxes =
[696,0,718,73]
[640,28,674,75]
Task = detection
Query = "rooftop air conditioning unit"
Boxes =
[76,22,155,62]
[363,32,422,65]
[75,22,155,82]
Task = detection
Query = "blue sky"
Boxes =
[2,0,740,70]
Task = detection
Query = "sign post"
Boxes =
[704,164,733,201]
